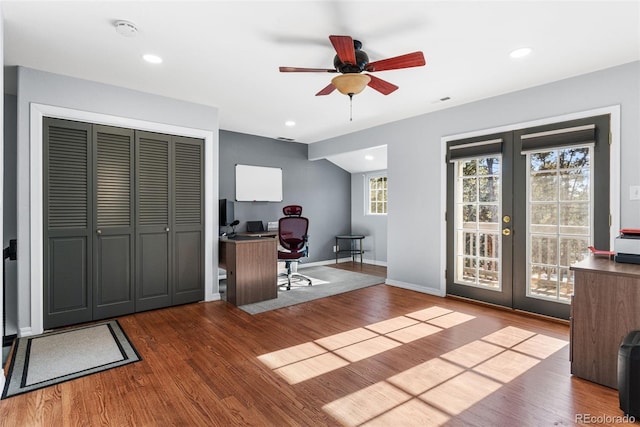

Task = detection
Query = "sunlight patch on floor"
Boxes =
[274,352,350,384]
[314,328,378,351]
[420,371,503,415]
[512,333,568,359]
[322,382,412,426]
[257,308,569,424]
[258,306,470,385]
[257,342,326,369]
[473,350,540,383]
[440,340,504,368]
[333,336,402,363]
[387,358,464,395]
[318,324,569,425]
[426,311,476,328]
[385,322,442,344]
[365,316,420,334]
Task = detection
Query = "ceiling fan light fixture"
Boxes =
[331,74,371,96]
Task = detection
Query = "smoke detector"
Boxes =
[115,20,138,37]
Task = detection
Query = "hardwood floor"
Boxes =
[0,263,625,426]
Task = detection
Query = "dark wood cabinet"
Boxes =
[570,257,640,389]
[219,237,277,306]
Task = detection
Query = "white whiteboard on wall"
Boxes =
[235,164,283,202]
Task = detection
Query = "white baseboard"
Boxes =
[363,258,387,267]
[385,279,446,297]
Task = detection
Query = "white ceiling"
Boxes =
[2,1,639,172]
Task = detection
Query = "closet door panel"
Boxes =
[172,137,204,304]
[135,131,172,311]
[44,118,93,329]
[93,125,135,319]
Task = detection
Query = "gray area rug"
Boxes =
[2,320,140,399]
[238,265,384,315]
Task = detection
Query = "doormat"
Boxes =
[2,320,141,399]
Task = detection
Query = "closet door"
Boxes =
[172,136,204,304]
[135,131,172,311]
[93,125,135,319]
[43,118,93,329]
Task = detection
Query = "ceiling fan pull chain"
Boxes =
[349,93,354,121]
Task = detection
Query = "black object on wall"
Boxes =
[3,239,17,344]
[219,199,235,226]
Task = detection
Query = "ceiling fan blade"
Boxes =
[315,83,337,96]
[367,74,399,95]
[279,66,337,73]
[365,51,426,72]
[329,35,356,64]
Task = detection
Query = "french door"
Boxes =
[446,115,610,319]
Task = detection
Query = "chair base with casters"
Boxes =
[278,254,312,290]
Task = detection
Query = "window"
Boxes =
[367,172,387,215]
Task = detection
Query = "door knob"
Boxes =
[503,215,511,223]
[502,228,511,236]
[96,229,102,235]
[165,227,170,232]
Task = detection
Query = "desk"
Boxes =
[219,236,277,306]
[335,235,365,264]
[236,231,278,238]
[570,257,640,389]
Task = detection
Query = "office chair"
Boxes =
[278,205,312,290]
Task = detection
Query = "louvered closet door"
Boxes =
[172,136,204,304]
[135,131,172,311]
[44,118,93,329]
[93,125,135,319]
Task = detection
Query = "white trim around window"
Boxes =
[365,171,388,216]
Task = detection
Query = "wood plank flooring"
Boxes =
[0,263,625,426]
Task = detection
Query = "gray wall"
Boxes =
[219,130,351,263]
[351,171,387,264]
[310,61,640,295]
[3,94,16,336]
[15,66,219,334]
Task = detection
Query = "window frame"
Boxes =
[365,171,388,216]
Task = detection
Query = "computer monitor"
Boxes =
[219,199,235,226]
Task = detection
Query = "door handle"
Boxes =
[96,229,102,235]
[502,228,511,236]
[165,227,170,232]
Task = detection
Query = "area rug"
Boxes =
[239,265,384,315]
[2,320,141,399]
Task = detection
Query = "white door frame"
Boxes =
[22,103,218,336]
[440,105,621,295]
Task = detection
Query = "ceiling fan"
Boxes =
[279,35,426,98]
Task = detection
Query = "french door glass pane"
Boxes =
[527,147,592,302]
[454,157,501,290]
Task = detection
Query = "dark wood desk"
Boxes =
[219,236,277,306]
[570,257,640,389]
[236,231,278,238]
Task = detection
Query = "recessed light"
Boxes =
[143,54,163,64]
[285,120,296,127]
[365,155,374,160]
[510,47,532,59]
